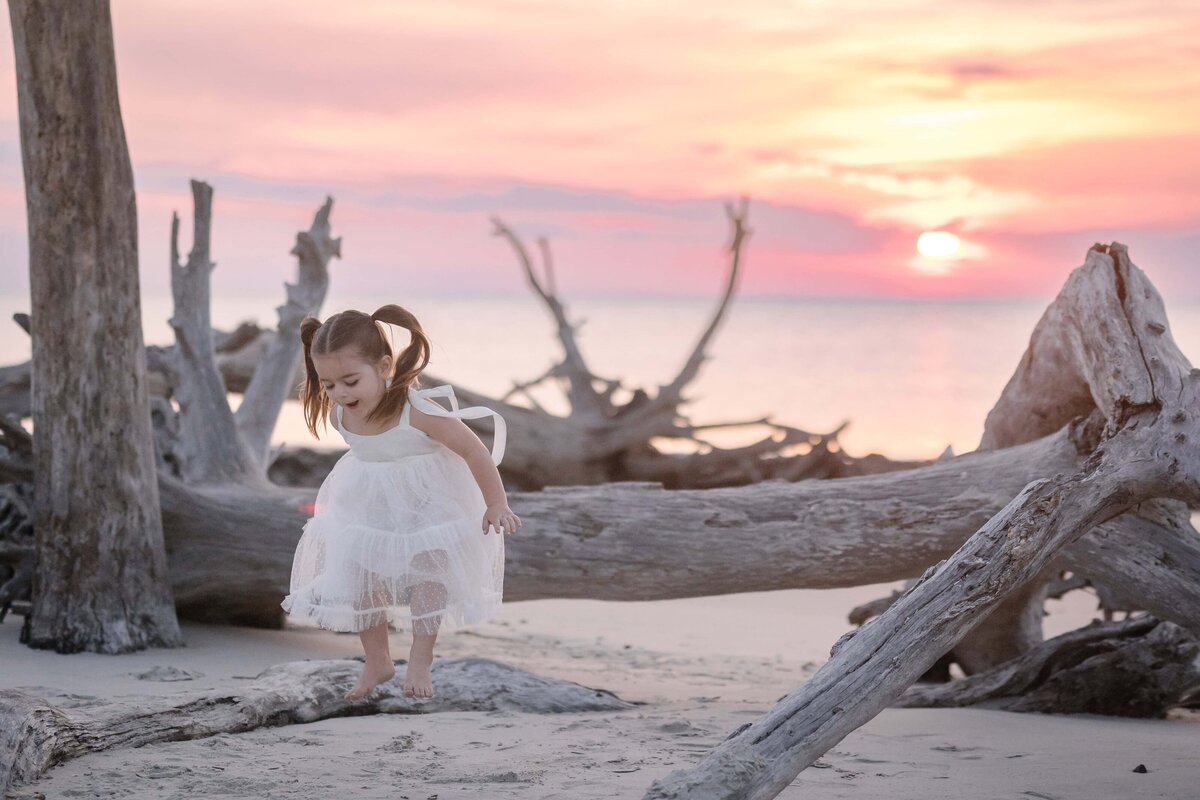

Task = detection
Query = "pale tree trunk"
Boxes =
[8,0,181,653]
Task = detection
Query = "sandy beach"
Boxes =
[5,587,1198,800]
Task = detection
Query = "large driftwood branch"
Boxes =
[0,656,633,793]
[480,201,889,487]
[642,470,1139,797]
[236,196,339,461]
[644,243,1200,799]
[167,180,258,484]
[158,422,1200,634]
[949,237,1174,670]
[896,616,1200,716]
[164,183,338,485]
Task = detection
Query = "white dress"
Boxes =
[280,383,507,635]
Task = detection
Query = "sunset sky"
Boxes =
[2,0,1198,300]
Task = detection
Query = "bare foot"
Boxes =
[404,649,435,699]
[344,660,396,701]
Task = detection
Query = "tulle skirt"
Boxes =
[281,447,505,635]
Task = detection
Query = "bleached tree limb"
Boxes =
[236,196,339,461]
[168,180,259,484]
[491,217,610,418]
[0,656,633,793]
[165,184,338,485]
[652,198,750,414]
[480,201,877,486]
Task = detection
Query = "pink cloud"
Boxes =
[0,0,1197,302]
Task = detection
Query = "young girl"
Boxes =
[280,304,520,702]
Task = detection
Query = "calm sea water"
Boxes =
[3,291,1198,461]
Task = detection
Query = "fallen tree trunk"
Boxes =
[642,243,1200,799]
[0,655,633,793]
[896,615,1200,717]
[111,418,1200,634]
[3,406,1199,633]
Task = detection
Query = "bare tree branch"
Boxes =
[236,196,339,459]
[168,180,257,484]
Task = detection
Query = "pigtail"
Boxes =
[370,304,430,387]
[365,304,431,425]
[298,316,330,437]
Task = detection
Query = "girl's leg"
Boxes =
[344,579,397,701]
[406,575,448,698]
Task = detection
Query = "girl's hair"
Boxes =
[298,304,431,437]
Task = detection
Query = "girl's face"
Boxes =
[312,348,392,413]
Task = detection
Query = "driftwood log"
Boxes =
[642,243,1200,799]
[896,615,1200,716]
[0,656,633,793]
[2,388,1198,634]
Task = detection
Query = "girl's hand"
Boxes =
[483,503,521,536]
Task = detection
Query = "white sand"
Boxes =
[4,588,1198,799]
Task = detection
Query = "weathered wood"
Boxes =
[485,200,896,488]
[2,401,1199,633]
[162,425,1200,633]
[167,180,259,484]
[161,422,1090,627]
[235,196,338,462]
[896,616,1200,717]
[0,656,634,793]
[949,568,1051,674]
[950,238,1180,672]
[645,433,1194,797]
[165,184,338,485]
[9,0,181,653]
[643,244,1200,799]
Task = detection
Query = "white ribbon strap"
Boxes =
[406,384,507,465]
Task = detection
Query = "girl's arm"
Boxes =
[409,405,521,535]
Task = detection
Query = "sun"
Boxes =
[916,231,961,259]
